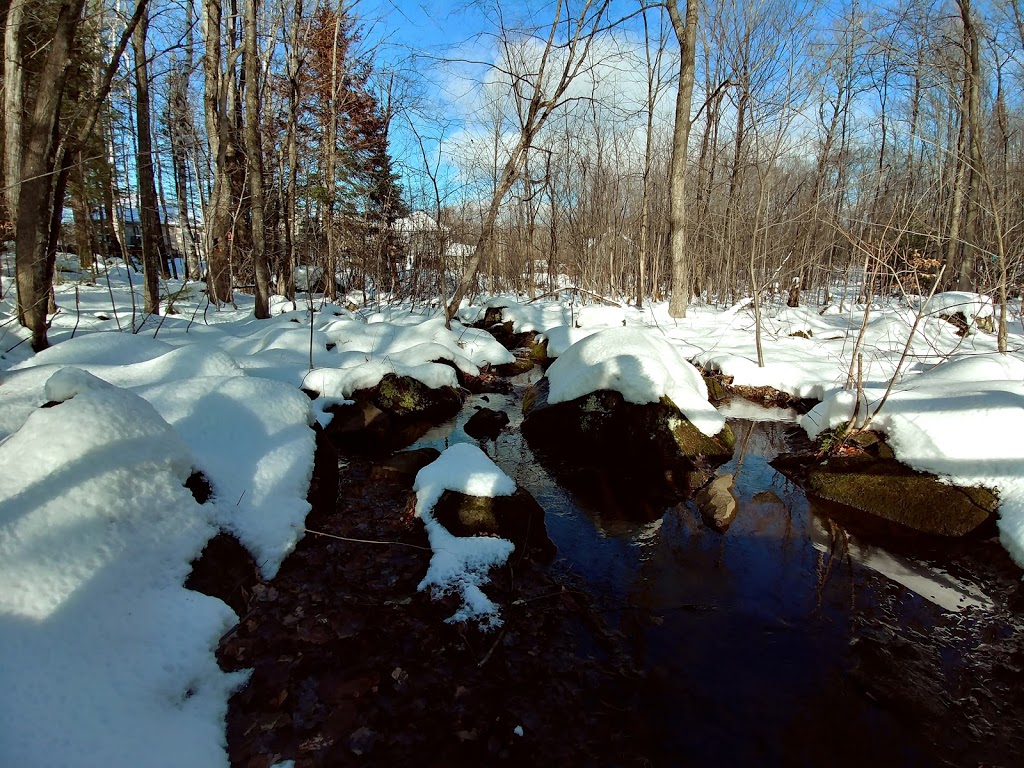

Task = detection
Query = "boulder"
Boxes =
[472,307,539,351]
[323,395,445,455]
[493,356,536,377]
[522,378,734,485]
[307,423,340,510]
[449,364,513,395]
[371,373,462,420]
[527,337,548,362]
[185,470,213,504]
[323,400,394,449]
[775,452,997,537]
[702,375,729,404]
[695,474,738,532]
[185,532,260,617]
[431,487,556,562]
[463,407,511,440]
[370,448,441,485]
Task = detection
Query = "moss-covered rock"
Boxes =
[493,356,535,377]
[432,487,556,562]
[528,337,548,362]
[371,373,462,420]
[664,399,734,459]
[703,376,729,403]
[799,454,997,537]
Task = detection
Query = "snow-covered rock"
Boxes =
[545,326,725,436]
[412,444,518,628]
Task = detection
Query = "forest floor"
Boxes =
[217,449,654,768]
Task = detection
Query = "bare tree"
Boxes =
[665,0,698,318]
[244,0,271,317]
[133,2,164,316]
[445,0,613,319]
[13,0,147,350]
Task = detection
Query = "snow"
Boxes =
[2,244,1024,764]
[920,291,994,321]
[138,376,316,578]
[413,444,517,627]
[545,326,727,436]
[802,354,1024,567]
[0,375,247,767]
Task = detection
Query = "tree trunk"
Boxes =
[3,0,25,231]
[279,0,302,301]
[958,0,982,291]
[133,5,162,316]
[666,0,698,318]
[244,0,270,318]
[14,0,86,350]
[203,0,234,305]
[69,153,94,273]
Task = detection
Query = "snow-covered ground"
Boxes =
[2,252,1023,766]
[0,254,515,768]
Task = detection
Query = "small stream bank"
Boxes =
[411,375,1024,767]
[220,370,1024,767]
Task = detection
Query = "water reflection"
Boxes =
[412,390,1018,766]
[808,515,992,613]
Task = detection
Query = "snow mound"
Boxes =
[574,304,625,328]
[302,356,460,400]
[0,379,246,767]
[546,327,726,436]
[449,322,515,367]
[138,376,317,579]
[922,291,994,320]
[540,325,600,358]
[459,297,568,334]
[413,444,516,628]
[12,330,173,368]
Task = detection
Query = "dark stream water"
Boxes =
[412,374,1024,767]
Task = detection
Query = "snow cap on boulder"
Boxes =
[545,326,726,436]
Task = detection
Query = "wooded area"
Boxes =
[2,0,1021,350]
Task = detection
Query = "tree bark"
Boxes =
[666,0,698,318]
[203,0,234,305]
[133,4,163,316]
[244,0,270,318]
[69,153,94,273]
[3,0,25,231]
[14,0,86,350]
[279,0,302,301]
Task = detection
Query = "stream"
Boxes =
[410,372,1024,767]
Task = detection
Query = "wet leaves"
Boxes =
[221,452,649,767]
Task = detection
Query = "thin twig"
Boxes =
[477,625,508,667]
[303,527,432,551]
